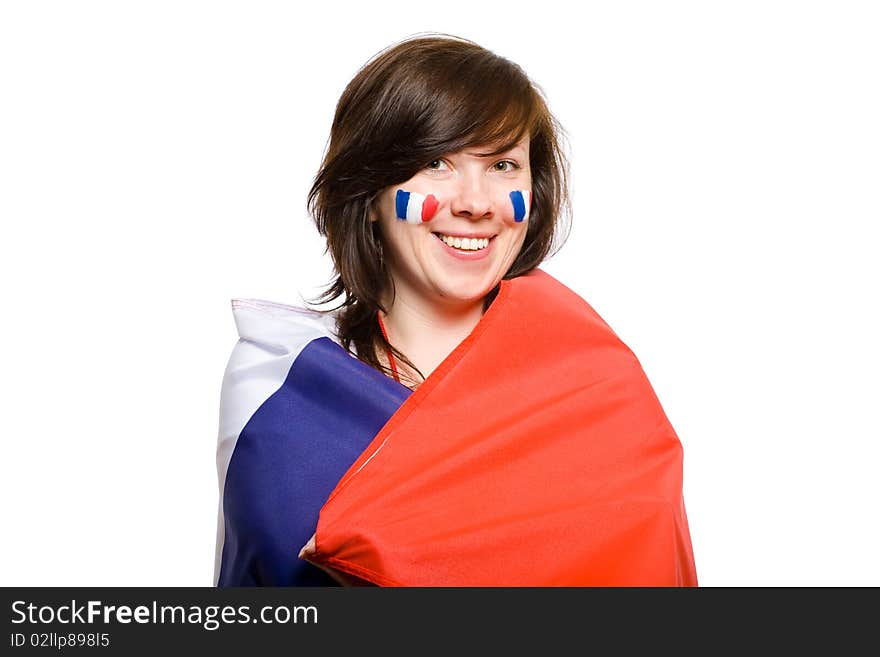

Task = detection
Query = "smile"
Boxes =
[433,233,492,251]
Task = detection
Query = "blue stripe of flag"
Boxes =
[218,337,411,586]
[395,190,410,220]
[510,190,526,222]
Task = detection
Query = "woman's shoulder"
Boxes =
[228,297,342,349]
[507,268,615,332]
[216,299,347,483]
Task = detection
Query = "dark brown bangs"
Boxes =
[368,42,541,181]
[435,58,540,156]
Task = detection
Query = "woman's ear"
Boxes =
[368,189,387,223]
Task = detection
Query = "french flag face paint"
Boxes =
[509,189,532,223]
[395,189,439,224]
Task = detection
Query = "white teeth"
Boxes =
[437,234,489,251]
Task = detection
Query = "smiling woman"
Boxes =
[306,34,571,391]
[213,33,698,587]
[366,134,535,384]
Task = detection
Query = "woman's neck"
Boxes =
[379,285,486,385]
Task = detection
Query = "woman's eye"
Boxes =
[426,159,448,171]
[494,160,519,172]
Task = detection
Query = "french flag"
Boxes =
[395,189,439,223]
[215,270,699,587]
[510,189,532,222]
[214,300,412,586]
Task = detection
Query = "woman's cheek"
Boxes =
[395,189,439,224]
[507,189,532,223]
[393,187,532,225]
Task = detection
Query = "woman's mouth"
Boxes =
[433,233,492,251]
[432,232,495,260]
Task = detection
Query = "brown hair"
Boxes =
[305,33,571,388]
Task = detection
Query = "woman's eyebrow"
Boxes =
[465,145,526,158]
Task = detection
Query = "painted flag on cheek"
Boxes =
[395,189,439,223]
[509,189,532,222]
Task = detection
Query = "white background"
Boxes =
[1,1,877,586]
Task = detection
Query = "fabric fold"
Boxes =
[214,299,411,586]
[308,268,698,586]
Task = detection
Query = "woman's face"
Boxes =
[371,135,532,310]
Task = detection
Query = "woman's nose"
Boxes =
[449,177,494,219]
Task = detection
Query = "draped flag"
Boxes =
[305,269,697,586]
[214,300,411,586]
[215,269,698,586]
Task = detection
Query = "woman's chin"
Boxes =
[430,274,496,306]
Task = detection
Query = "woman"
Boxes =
[214,34,698,586]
